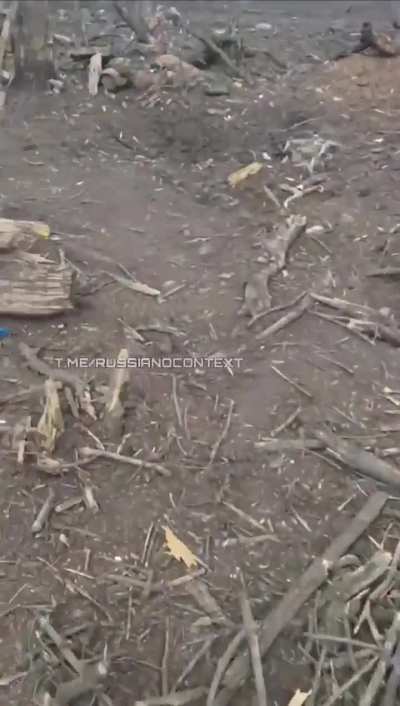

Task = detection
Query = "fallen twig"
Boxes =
[104,270,160,296]
[32,488,56,533]
[162,618,170,696]
[174,638,214,690]
[0,383,43,406]
[104,347,129,438]
[310,293,377,319]
[255,438,323,452]
[207,630,246,706]
[314,428,400,488]
[271,365,313,399]
[319,656,379,706]
[366,267,400,277]
[256,294,311,341]
[172,375,183,428]
[359,657,387,706]
[269,407,301,437]
[247,291,307,329]
[19,343,85,395]
[243,215,307,316]
[207,400,234,469]
[190,29,244,79]
[185,580,231,626]
[383,641,400,706]
[240,584,268,706]
[79,447,171,477]
[213,492,388,705]
[135,687,207,706]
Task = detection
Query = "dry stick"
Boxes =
[161,618,170,696]
[0,383,43,406]
[32,488,56,533]
[254,438,323,452]
[222,501,266,533]
[0,1,17,73]
[39,616,82,674]
[307,646,326,706]
[319,656,378,706]
[113,0,151,42]
[190,29,245,79]
[383,642,400,706]
[135,688,207,706]
[18,343,85,394]
[172,375,183,428]
[207,400,234,469]
[213,492,388,706]
[269,406,301,437]
[359,657,387,706]
[312,311,373,345]
[303,634,380,652]
[174,638,215,690]
[104,569,205,593]
[310,293,377,319]
[370,539,400,600]
[186,580,231,626]
[247,290,307,328]
[314,428,400,489]
[367,267,400,277]
[270,365,313,399]
[240,588,268,706]
[255,294,311,341]
[207,630,247,706]
[79,447,171,478]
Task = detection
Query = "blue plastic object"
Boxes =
[0,327,11,339]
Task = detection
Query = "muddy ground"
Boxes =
[1,1,400,704]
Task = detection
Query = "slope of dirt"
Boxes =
[1,2,400,706]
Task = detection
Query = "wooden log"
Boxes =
[0,218,50,251]
[0,2,17,75]
[314,428,400,488]
[0,261,74,316]
[70,45,112,61]
[14,0,55,89]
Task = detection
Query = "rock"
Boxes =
[254,22,272,31]
[133,69,157,91]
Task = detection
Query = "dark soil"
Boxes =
[1,2,400,705]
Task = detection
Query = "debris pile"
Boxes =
[303,542,400,705]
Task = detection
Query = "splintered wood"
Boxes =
[88,51,102,95]
[103,347,129,438]
[243,214,307,317]
[0,217,50,250]
[37,379,64,453]
[0,262,74,316]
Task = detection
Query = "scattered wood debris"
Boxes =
[79,446,171,477]
[37,615,109,705]
[212,492,388,705]
[0,217,50,249]
[103,347,129,439]
[314,428,400,489]
[19,343,86,395]
[310,293,400,347]
[88,51,102,95]
[242,215,307,317]
[37,379,64,453]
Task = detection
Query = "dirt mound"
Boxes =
[309,54,400,117]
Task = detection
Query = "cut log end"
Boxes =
[0,262,75,316]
